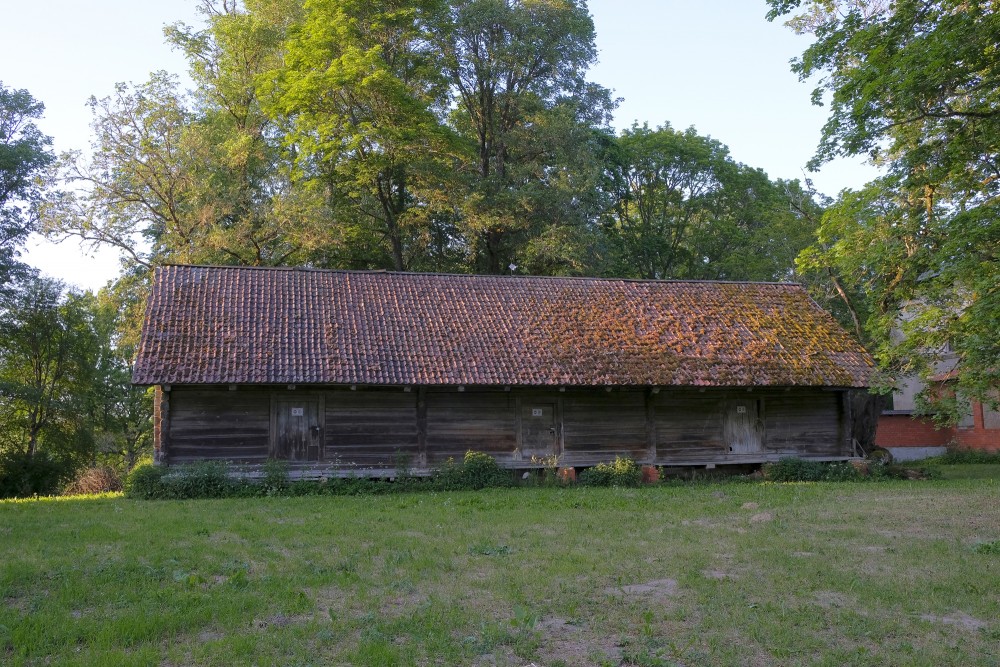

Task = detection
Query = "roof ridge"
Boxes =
[157,264,803,288]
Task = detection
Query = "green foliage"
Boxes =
[762,458,863,483]
[433,450,513,491]
[935,449,1000,465]
[123,462,166,499]
[0,274,100,465]
[0,82,53,285]
[578,456,642,487]
[602,123,817,282]
[975,540,1000,555]
[768,0,1000,417]
[0,450,71,498]
[125,462,234,500]
[261,458,290,494]
[0,272,152,478]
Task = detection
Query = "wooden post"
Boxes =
[155,385,171,464]
[645,389,657,464]
[416,387,427,467]
[513,395,523,461]
[842,389,854,456]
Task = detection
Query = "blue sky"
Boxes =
[3,0,879,291]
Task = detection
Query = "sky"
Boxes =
[2,0,880,292]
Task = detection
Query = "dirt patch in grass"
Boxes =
[812,591,854,610]
[703,569,737,580]
[533,616,622,666]
[609,578,679,597]
[919,612,988,632]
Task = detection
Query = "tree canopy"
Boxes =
[768,0,1000,416]
[0,83,53,286]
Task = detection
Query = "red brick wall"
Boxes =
[876,414,953,447]
[876,401,1000,451]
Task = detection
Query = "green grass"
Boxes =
[923,463,1000,480]
[2,479,998,666]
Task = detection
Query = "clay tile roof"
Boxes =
[132,265,874,388]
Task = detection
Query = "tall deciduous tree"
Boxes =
[42,0,321,269]
[603,123,817,282]
[0,83,53,286]
[0,274,98,461]
[267,0,459,272]
[768,0,1000,415]
[439,0,616,274]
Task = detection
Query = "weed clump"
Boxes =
[433,451,513,490]
[762,458,863,482]
[578,457,642,487]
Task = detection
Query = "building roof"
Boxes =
[132,265,874,388]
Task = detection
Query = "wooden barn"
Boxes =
[132,265,874,474]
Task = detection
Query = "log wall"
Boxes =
[159,385,851,468]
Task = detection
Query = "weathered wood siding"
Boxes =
[166,388,270,463]
[763,390,844,456]
[653,392,726,463]
[425,390,516,463]
[562,391,647,463]
[324,390,417,466]
[160,385,851,467]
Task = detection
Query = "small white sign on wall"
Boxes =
[291,407,304,417]
[736,406,747,414]
[532,408,543,417]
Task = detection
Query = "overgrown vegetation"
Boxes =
[125,451,517,500]
[2,480,997,666]
[578,456,643,487]
[928,448,1000,465]
[117,453,953,501]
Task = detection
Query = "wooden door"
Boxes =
[521,402,557,459]
[273,398,322,461]
[724,399,764,454]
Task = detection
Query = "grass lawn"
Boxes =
[2,478,998,666]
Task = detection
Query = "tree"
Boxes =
[267,0,459,272]
[438,0,616,274]
[0,83,53,286]
[0,274,98,462]
[767,0,1000,416]
[602,123,817,282]
[42,1,322,270]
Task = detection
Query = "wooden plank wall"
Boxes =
[562,391,647,463]
[167,388,271,463]
[323,390,418,466]
[653,392,726,463]
[425,390,516,464]
[764,390,843,457]
[163,385,851,466]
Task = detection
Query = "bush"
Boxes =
[433,451,513,490]
[578,457,642,487]
[124,463,169,499]
[762,458,864,482]
[125,461,235,499]
[261,459,290,495]
[0,451,73,498]
[64,466,123,495]
[937,448,1000,465]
